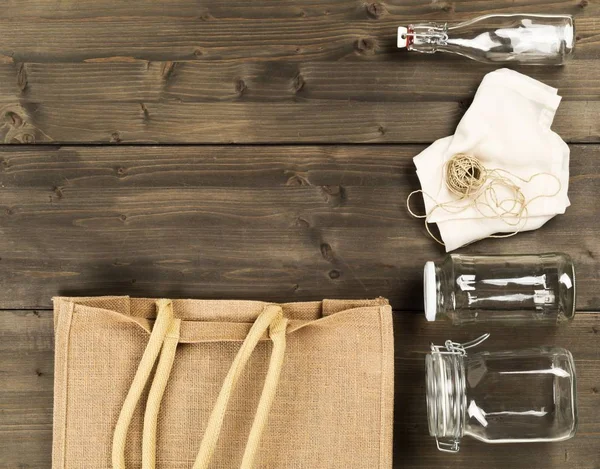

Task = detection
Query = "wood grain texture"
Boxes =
[0,0,597,20]
[0,100,599,144]
[2,60,600,104]
[0,145,597,311]
[0,7,598,63]
[0,1,598,144]
[1,59,599,144]
[0,310,54,469]
[1,310,599,468]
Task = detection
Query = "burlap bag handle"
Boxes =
[112,299,289,469]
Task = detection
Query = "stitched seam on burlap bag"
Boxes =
[378,305,393,468]
[54,300,75,469]
[378,305,385,468]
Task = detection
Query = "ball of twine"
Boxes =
[406,152,562,247]
[444,153,486,198]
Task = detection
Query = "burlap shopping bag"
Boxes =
[53,296,394,468]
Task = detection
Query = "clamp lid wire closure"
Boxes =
[429,333,490,452]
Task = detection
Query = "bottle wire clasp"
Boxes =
[397,24,449,49]
[431,332,490,356]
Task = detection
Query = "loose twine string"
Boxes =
[406,153,562,246]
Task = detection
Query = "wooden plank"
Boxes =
[0,2,597,145]
[0,310,54,469]
[1,100,599,144]
[0,11,598,63]
[0,100,458,144]
[0,145,597,310]
[1,60,600,104]
[0,0,596,20]
[1,310,598,468]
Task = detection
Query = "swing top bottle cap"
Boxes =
[397,26,410,49]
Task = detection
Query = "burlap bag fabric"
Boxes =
[53,296,394,468]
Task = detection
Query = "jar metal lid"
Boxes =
[424,261,437,321]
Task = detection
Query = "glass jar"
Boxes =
[424,253,576,324]
[397,14,575,65]
[426,335,578,452]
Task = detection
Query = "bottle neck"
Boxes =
[407,22,449,53]
[425,351,466,452]
[408,22,472,56]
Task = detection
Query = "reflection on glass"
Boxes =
[426,340,578,452]
[424,253,576,324]
[398,14,574,65]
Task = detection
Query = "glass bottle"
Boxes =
[424,253,576,324]
[397,14,575,65]
[426,334,578,452]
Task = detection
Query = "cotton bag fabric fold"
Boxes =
[413,68,570,251]
[52,296,394,469]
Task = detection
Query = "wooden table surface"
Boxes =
[0,1,599,468]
